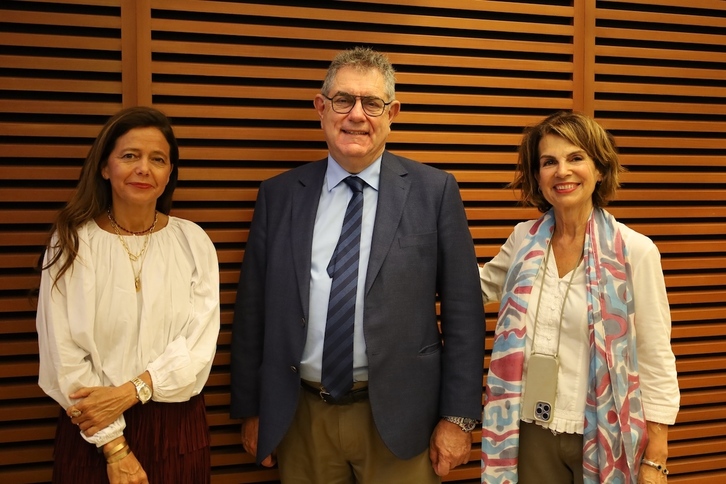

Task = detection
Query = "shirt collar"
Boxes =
[326,155,381,192]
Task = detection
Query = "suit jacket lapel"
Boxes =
[365,151,409,294]
[291,160,327,318]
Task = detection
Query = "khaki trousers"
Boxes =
[518,421,584,484]
[276,383,440,484]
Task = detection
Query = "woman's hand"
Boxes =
[638,462,668,484]
[106,450,148,484]
[639,421,669,484]
[67,383,136,437]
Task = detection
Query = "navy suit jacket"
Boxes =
[230,151,484,462]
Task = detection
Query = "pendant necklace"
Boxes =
[108,209,158,291]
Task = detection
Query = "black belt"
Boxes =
[301,380,369,405]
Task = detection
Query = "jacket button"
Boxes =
[301,317,306,327]
[290,366,298,373]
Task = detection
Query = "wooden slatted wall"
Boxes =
[0,0,723,482]
[0,0,124,482]
[592,1,726,481]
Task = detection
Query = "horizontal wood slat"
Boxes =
[0,31,121,51]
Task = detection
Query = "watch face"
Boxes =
[138,385,152,403]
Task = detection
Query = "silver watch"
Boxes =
[443,416,477,433]
[131,377,152,404]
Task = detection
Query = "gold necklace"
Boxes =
[109,211,158,291]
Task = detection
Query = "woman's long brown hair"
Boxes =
[42,107,179,289]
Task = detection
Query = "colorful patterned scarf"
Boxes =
[481,208,647,483]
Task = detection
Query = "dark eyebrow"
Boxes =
[119,148,168,158]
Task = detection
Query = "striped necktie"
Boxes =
[321,176,365,400]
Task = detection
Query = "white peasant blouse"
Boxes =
[36,216,220,446]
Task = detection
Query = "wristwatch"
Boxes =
[443,416,477,433]
[131,377,152,404]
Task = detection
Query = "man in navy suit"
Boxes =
[230,47,484,483]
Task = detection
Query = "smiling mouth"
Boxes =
[343,129,368,135]
[554,183,578,191]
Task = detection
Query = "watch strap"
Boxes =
[131,377,151,403]
[443,416,477,433]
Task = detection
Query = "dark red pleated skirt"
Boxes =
[51,394,210,484]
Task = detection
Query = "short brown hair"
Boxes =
[512,111,624,212]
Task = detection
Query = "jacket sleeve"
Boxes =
[437,172,486,420]
[230,182,269,418]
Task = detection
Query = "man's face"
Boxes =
[314,66,400,174]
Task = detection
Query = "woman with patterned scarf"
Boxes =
[479,112,679,484]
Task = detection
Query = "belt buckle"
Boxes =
[319,386,334,403]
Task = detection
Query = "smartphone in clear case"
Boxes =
[521,353,558,423]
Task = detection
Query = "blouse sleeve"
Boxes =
[479,224,522,305]
[631,239,680,424]
[36,234,126,446]
[145,224,220,402]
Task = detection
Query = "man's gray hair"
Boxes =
[321,46,396,100]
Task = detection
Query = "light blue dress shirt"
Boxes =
[299,155,380,383]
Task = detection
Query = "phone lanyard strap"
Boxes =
[530,242,581,359]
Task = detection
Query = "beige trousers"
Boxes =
[276,383,440,484]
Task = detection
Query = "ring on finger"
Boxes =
[70,409,82,418]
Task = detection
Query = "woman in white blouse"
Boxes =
[36,107,220,484]
[480,112,679,484]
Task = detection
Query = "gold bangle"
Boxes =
[641,458,669,476]
[106,447,132,464]
[102,441,127,459]
[105,443,129,462]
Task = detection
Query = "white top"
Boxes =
[37,216,220,446]
[480,219,679,433]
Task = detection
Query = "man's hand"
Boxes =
[241,416,275,467]
[429,418,472,476]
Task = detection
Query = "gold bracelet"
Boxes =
[105,443,129,462]
[102,441,128,459]
[106,447,132,464]
[641,458,669,476]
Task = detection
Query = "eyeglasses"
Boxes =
[322,93,393,117]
